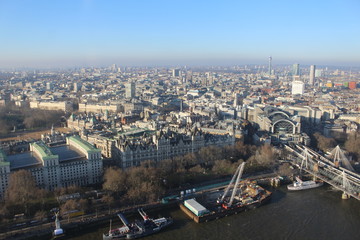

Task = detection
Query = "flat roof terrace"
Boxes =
[51,145,86,163]
[8,152,42,170]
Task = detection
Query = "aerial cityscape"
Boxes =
[0,1,359,240]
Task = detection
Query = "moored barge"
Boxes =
[180,162,272,223]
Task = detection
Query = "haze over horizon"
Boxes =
[1,0,359,68]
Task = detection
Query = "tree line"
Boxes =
[0,103,64,136]
[102,142,276,205]
[312,131,360,161]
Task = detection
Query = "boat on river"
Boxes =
[287,176,323,191]
[180,162,272,223]
[103,209,173,240]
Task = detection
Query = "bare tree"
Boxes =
[101,195,115,214]
[0,119,11,135]
[38,189,48,211]
[255,144,275,166]
[60,199,78,222]
[125,166,164,204]
[345,133,360,160]
[60,199,78,214]
[313,132,336,152]
[103,167,127,194]
[198,146,222,165]
[78,199,89,213]
[212,159,238,175]
[34,210,47,222]
[0,206,10,222]
[5,170,40,215]
[277,163,294,177]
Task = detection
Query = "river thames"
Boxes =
[71,185,360,240]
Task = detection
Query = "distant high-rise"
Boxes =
[315,69,323,78]
[292,63,300,76]
[180,99,183,112]
[46,82,53,90]
[233,93,239,107]
[172,69,180,77]
[268,56,272,75]
[125,82,136,98]
[309,65,316,86]
[73,82,81,92]
[110,64,117,72]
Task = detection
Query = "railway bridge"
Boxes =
[285,144,360,200]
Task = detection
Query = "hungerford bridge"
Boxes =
[285,144,360,200]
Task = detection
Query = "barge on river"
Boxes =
[103,209,173,240]
[180,162,272,223]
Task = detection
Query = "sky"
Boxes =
[0,0,359,68]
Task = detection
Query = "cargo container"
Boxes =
[184,199,209,217]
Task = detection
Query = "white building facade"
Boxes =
[0,136,103,197]
[292,81,305,95]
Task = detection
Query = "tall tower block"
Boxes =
[125,82,136,99]
[309,65,316,86]
[172,69,180,77]
[268,56,272,75]
[292,63,300,76]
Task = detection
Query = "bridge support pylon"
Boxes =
[342,192,350,200]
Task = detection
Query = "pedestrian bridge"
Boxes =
[285,144,360,200]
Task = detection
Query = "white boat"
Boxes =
[287,176,323,191]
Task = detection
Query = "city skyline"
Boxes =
[0,0,359,68]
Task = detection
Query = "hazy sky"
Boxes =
[0,0,359,68]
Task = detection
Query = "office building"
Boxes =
[315,69,323,77]
[172,69,180,77]
[0,150,10,199]
[268,56,272,75]
[29,101,73,112]
[292,63,300,76]
[292,81,305,95]
[125,82,136,99]
[46,82,53,90]
[309,65,316,86]
[349,81,357,90]
[0,136,103,197]
[113,129,235,168]
[73,82,81,92]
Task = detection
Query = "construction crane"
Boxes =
[138,208,149,221]
[218,162,246,208]
[117,213,130,228]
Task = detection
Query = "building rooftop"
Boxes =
[31,142,57,160]
[118,128,153,137]
[51,145,86,162]
[68,136,100,153]
[5,144,89,170]
[8,152,42,170]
